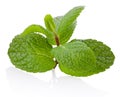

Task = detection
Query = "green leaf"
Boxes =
[46,16,77,45]
[54,16,77,44]
[51,41,97,76]
[8,33,56,72]
[53,16,62,30]
[57,6,84,44]
[21,24,49,37]
[80,39,115,73]
[44,16,63,45]
[44,14,56,32]
[20,24,56,46]
[43,6,84,45]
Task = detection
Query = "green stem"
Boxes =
[53,33,60,68]
[55,34,60,46]
[53,60,58,69]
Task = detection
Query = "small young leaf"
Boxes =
[43,6,84,45]
[44,15,61,46]
[20,24,56,46]
[51,41,97,76]
[46,16,77,45]
[44,14,56,32]
[8,33,56,72]
[21,24,48,37]
[57,6,84,44]
[53,16,62,30]
[54,16,77,44]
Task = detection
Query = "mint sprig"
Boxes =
[8,6,115,77]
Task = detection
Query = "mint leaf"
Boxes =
[43,6,84,45]
[8,33,56,72]
[71,39,115,73]
[44,15,61,46]
[45,16,63,45]
[44,14,56,32]
[56,6,84,44]
[46,16,77,45]
[51,41,97,76]
[81,39,115,73]
[20,24,57,46]
[21,24,48,37]
[53,16,62,30]
[54,16,77,44]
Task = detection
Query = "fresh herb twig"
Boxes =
[8,6,115,77]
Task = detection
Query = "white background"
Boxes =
[0,0,120,97]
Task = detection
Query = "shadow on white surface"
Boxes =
[6,67,105,97]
